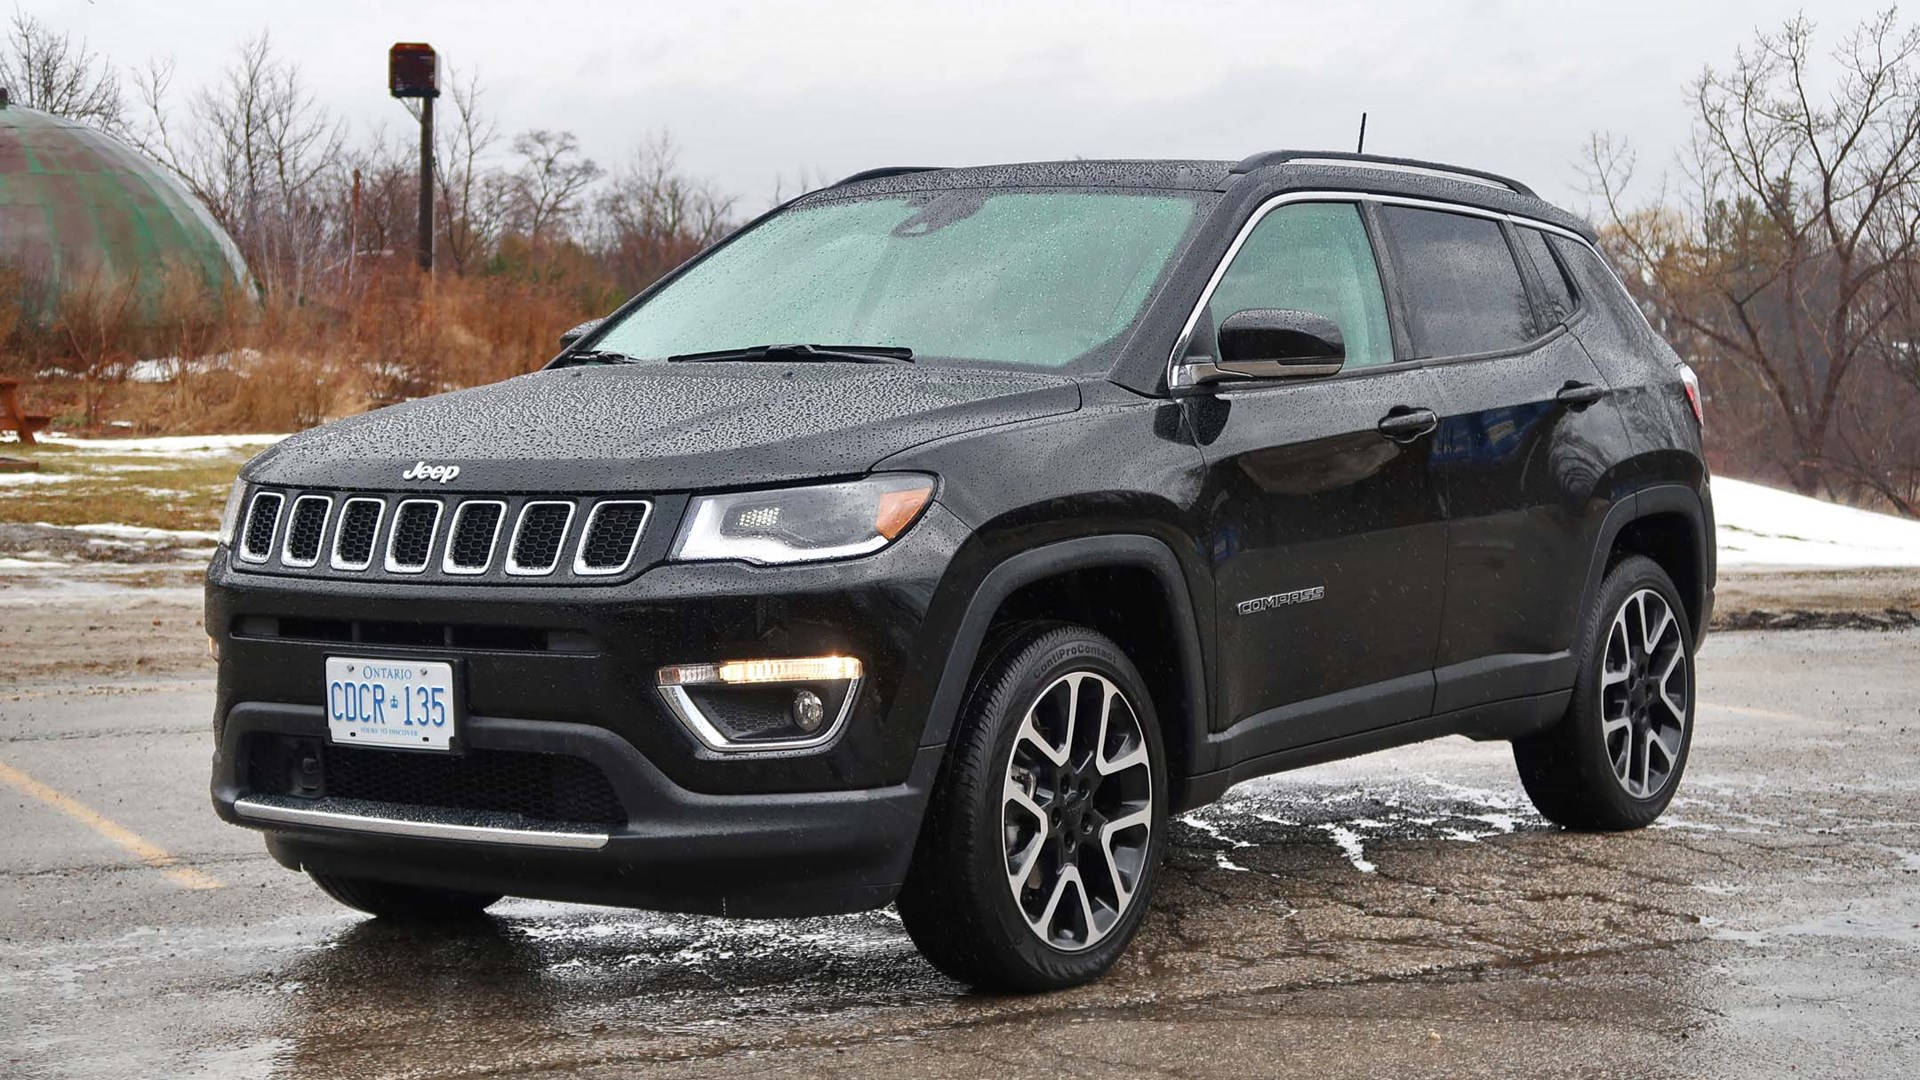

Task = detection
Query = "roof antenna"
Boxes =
[1355,111,1367,154]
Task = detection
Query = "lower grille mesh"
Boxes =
[245,735,625,825]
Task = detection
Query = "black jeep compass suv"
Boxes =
[208,150,1713,991]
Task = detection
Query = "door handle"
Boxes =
[1556,381,1607,408]
[1376,406,1438,443]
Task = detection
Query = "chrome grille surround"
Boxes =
[330,497,386,571]
[238,492,284,563]
[505,501,576,577]
[384,499,444,575]
[573,500,652,576]
[442,499,507,575]
[280,494,332,568]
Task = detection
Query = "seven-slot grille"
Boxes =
[234,490,654,582]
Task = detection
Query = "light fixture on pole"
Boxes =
[388,43,440,273]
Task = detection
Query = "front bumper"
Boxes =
[213,703,943,915]
[206,503,971,914]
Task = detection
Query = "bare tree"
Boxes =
[433,67,510,275]
[0,10,124,132]
[595,133,735,292]
[506,129,601,245]
[1586,10,1920,500]
[134,34,345,301]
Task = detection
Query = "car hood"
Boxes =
[246,362,1082,492]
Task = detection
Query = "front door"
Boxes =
[1187,201,1448,751]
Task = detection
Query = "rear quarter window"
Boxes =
[1514,226,1578,330]
[1378,206,1534,359]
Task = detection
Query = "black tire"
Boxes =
[1514,554,1695,830]
[309,871,502,920]
[896,622,1168,992]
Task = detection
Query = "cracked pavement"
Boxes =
[2,621,1916,1079]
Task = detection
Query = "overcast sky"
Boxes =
[24,0,1898,215]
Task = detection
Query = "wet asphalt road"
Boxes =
[2,628,1917,1079]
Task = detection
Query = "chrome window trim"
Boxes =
[236,491,283,563]
[572,499,652,577]
[1168,189,1613,382]
[441,499,508,575]
[278,494,333,568]
[382,498,444,575]
[232,796,609,850]
[504,500,576,577]
[329,497,387,571]
[656,675,862,754]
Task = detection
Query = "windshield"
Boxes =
[588,188,1207,370]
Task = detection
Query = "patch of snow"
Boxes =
[126,348,265,384]
[58,522,220,544]
[1715,477,1920,568]
[0,556,67,569]
[1318,823,1377,873]
[0,432,286,455]
[0,472,72,486]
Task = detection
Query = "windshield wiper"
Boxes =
[667,343,914,365]
[558,349,641,366]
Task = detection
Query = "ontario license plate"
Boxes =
[325,657,457,751]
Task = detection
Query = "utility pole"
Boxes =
[389,43,440,273]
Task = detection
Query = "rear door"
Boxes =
[1371,205,1625,713]
[1188,200,1448,749]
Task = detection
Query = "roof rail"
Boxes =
[831,166,944,187]
[1229,150,1537,199]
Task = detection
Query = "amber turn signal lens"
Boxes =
[873,484,934,540]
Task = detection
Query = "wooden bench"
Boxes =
[0,378,52,445]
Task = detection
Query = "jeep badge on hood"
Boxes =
[402,461,461,483]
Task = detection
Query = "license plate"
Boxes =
[325,657,457,751]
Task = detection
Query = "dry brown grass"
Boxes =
[0,261,602,435]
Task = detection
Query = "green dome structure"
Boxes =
[0,99,252,317]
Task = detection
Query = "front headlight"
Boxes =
[217,478,247,547]
[670,474,935,565]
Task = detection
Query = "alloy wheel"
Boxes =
[1001,671,1155,952]
[1599,588,1690,798]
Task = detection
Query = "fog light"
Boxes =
[792,689,826,732]
[655,655,863,752]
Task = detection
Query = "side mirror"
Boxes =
[559,318,605,349]
[1218,308,1344,370]
[1171,308,1345,390]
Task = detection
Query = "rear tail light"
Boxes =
[1678,363,1703,429]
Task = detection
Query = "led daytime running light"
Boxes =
[657,655,864,687]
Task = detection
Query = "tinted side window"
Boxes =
[1378,206,1534,358]
[1202,202,1395,368]
[1514,226,1577,330]
[1549,234,1680,362]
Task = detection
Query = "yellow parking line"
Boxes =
[0,759,222,890]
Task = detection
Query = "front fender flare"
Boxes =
[907,534,1211,805]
